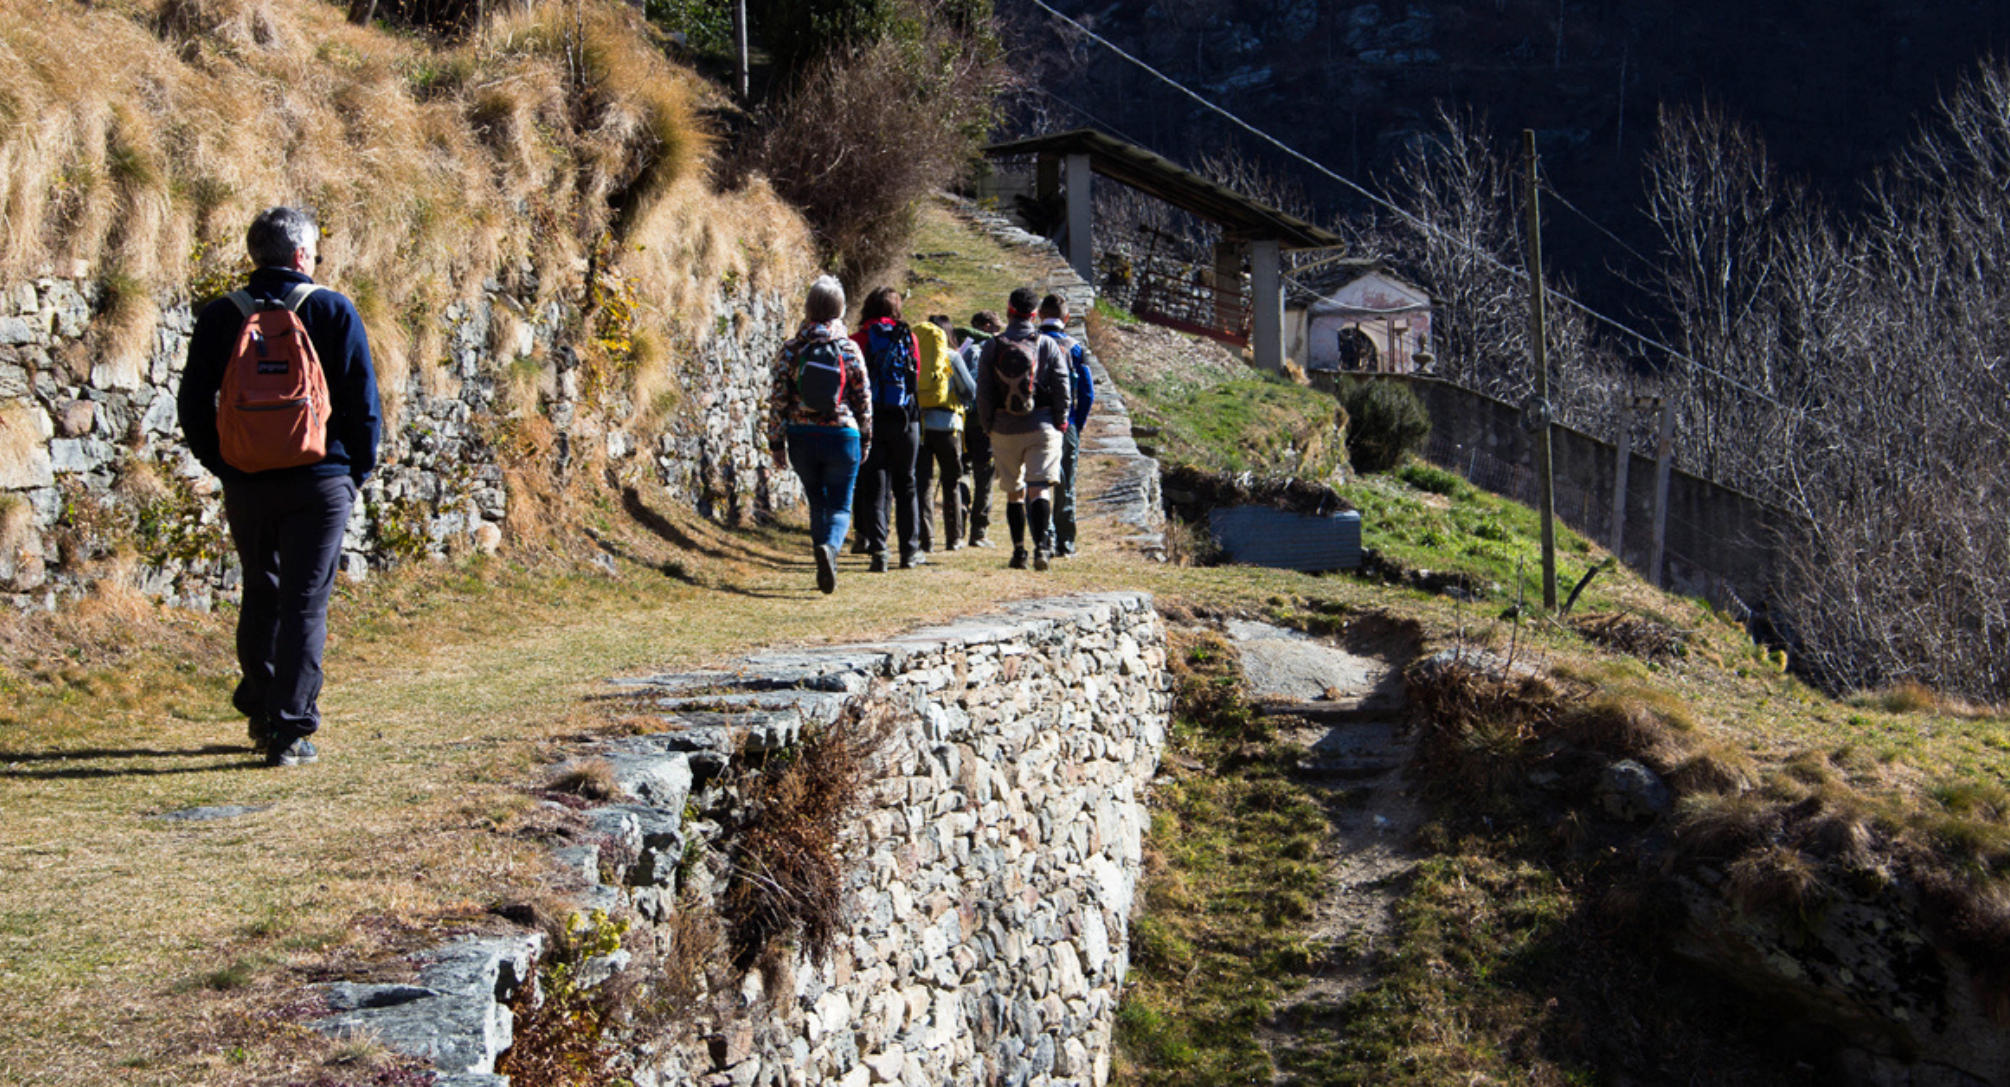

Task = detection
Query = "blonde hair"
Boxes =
[804,274,846,323]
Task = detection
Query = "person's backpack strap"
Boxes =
[226,284,323,317]
[281,283,324,312]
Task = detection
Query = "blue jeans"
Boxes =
[788,427,862,553]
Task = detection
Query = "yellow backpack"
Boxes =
[913,320,958,412]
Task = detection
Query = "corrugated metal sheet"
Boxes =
[1207,507,1363,572]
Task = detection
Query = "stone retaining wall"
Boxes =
[0,270,800,610]
[315,592,1171,1086]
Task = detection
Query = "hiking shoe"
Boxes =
[1033,547,1051,571]
[850,540,871,555]
[969,535,994,548]
[815,545,837,595]
[266,737,318,768]
[1009,547,1029,570]
[247,715,276,752]
[869,551,890,573]
[900,549,926,569]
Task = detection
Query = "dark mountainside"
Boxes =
[998,0,2010,301]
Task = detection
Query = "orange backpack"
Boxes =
[217,284,330,473]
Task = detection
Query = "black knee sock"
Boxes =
[1029,498,1052,550]
[1006,502,1026,548]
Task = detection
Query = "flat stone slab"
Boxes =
[1227,620,1384,703]
[151,804,273,822]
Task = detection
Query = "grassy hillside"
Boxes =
[0,0,813,422]
[1,194,2006,1086]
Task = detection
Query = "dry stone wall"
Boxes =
[314,592,1171,1086]
[0,269,800,610]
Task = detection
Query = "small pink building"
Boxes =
[1288,269,1434,374]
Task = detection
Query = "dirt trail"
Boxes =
[1225,619,1421,1077]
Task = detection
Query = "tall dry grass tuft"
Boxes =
[1,0,813,448]
[721,698,900,968]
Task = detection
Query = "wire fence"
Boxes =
[1420,429,1755,617]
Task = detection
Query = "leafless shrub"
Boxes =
[727,0,1005,286]
[720,697,900,967]
[1641,68,2010,703]
[1571,612,1687,662]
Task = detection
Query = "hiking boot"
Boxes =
[900,549,926,570]
[815,545,837,595]
[1009,547,1029,570]
[969,536,994,548]
[247,715,276,752]
[850,539,871,556]
[266,737,318,768]
[1033,546,1051,572]
[869,551,890,573]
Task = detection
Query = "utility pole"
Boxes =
[1523,129,1559,611]
[1610,387,1633,555]
[733,0,750,102]
[1649,391,1678,588]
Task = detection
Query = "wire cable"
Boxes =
[1020,0,1806,413]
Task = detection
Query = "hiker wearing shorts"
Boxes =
[975,288,1071,571]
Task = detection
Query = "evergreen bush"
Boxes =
[1340,379,1432,473]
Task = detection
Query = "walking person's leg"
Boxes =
[856,415,893,568]
[915,428,938,552]
[929,429,964,550]
[263,475,356,764]
[965,424,995,546]
[1055,425,1081,555]
[222,479,282,748]
[891,419,923,567]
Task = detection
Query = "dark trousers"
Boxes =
[787,427,862,553]
[223,473,356,741]
[854,407,920,556]
[1055,424,1082,552]
[914,427,964,550]
[962,422,995,541]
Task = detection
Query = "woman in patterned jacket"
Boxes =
[768,275,873,594]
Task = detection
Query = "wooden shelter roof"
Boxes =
[983,129,1345,251]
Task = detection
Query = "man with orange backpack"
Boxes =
[177,207,381,768]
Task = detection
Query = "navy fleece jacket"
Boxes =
[178,267,382,486]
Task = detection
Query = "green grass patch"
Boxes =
[1130,375,1346,480]
[1113,629,1333,1085]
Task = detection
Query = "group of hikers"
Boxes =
[766,279,1096,595]
[174,206,1098,766]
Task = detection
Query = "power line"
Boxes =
[1020,0,1806,415]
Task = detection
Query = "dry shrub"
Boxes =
[1405,651,1563,803]
[1873,682,1940,715]
[722,698,899,966]
[728,4,1005,285]
[1561,692,1692,769]
[1725,844,1826,915]
[547,758,620,801]
[1672,792,1776,860]
[1572,612,1688,662]
[1666,740,1760,796]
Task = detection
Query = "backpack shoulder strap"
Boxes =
[225,290,257,318]
[281,283,324,313]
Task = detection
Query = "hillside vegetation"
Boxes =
[0,0,814,425]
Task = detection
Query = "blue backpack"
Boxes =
[863,321,917,413]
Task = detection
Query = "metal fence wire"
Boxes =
[1420,430,1752,617]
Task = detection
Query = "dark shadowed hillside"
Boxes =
[998,0,2010,295]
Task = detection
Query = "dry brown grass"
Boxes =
[0,0,813,432]
[720,698,901,968]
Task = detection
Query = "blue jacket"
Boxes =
[178,267,381,485]
[1039,322,1097,432]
